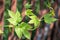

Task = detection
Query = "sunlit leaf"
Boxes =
[8,10,15,18]
[25,3,31,9]
[15,27,22,38]
[9,25,13,27]
[7,18,17,25]
[29,16,40,27]
[23,30,30,39]
[8,10,22,24]
[0,30,3,34]
[50,9,55,16]
[25,9,34,16]
[15,10,22,23]
[16,9,21,18]
[44,14,57,24]
[19,22,32,30]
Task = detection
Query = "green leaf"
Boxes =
[15,27,22,38]
[8,10,15,18]
[34,19,40,27]
[23,30,30,39]
[16,9,21,18]
[16,17,22,23]
[44,14,57,24]
[29,16,37,19]
[9,25,13,27]
[29,16,40,27]
[15,10,22,23]
[28,20,34,24]
[7,18,17,25]
[50,9,55,16]
[15,22,32,39]
[25,9,34,16]
[8,9,22,24]
[25,3,31,9]
[26,9,40,28]
[44,1,51,8]
[19,22,32,30]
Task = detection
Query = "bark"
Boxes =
[0,0,4,40]
[8,0,17,40]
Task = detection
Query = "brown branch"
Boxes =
[8,0,17,40]
[0,0,4,40]
[22,0,27,19]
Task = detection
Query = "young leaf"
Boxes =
[16,9,21,17]
[15,22,31,39]
[15,10,22,23]
[15,27,22,38]
[8,10,15,18]
[19,22,32,30]
[25,9,40,28]
[25,9,34,16]
[16,17,22,23]
[15,9,21,19]
[9,25,13,27]
[29,16,40,27]
[44,18,57,24]
[44,1,51,8]
[7,18,17,25]
[23,30,30,39]
[8,10,22,24]
[25,3,31,9]
[44,14,57,24]
[50,9,55,16]
[29,16,37,19]
[28,20,34,24]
